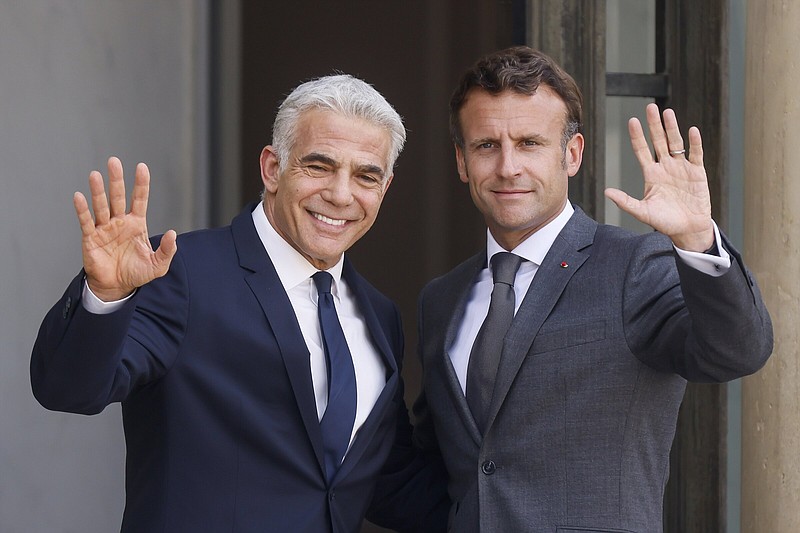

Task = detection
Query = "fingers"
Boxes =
[88,170,110,226]
[627,116,653,167]
[107,156,127,218]
[73,191,96,238]
[661,108,685,155]
[630,107,690,174]
[85,157,153,225]
[644,104,685,159]
[644,103,670,160]
[687,126,704,165]
[130,162,151,217]
[87,157,125,226]
[636,104,702,164]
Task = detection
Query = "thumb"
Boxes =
[604,188,639,216]
[153,230,178,277]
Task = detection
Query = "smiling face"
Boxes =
[455,87,584,250]
[261,108,393,270]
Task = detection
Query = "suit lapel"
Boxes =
[231,206,326,475]
[342,260,398,375]
[485,209,597,431]
[440,253,486,446]
[331,260,398,483]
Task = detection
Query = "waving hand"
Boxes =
[604,103,714,252]
[73,156,177,301]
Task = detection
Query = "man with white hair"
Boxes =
[31,74,447,533]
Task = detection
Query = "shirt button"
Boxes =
[481,460,496,475]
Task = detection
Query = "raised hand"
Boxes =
[73,156,177,302]
[604,103,714,252]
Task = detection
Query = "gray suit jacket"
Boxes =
[413,208,772,533]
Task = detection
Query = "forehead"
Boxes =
[459,87,568,138]
[292,109,393,168]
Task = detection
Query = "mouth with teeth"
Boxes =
[312,212,347,227]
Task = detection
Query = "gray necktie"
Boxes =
[466,252,523,433]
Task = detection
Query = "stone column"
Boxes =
[741,2,800,531]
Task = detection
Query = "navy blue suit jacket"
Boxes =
[31,205,446,533]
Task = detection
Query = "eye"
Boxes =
[522,139,539,147]
[356,174,382,185]
[304,164,330,177]
[478,142,495,149]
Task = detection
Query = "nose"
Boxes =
[497,145,522,179]
[321,170,354,206]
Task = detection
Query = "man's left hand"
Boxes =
[605,103,714,252]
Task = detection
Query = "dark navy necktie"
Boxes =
[312,271,357,482]
[466,252,523,433]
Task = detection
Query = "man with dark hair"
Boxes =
[413,46,772,532]
[31,74,447,533]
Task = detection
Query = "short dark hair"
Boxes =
[449,46,583,148]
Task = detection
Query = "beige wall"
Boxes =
[742,1,800,531]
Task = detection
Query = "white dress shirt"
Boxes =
[82,203,386,452]
[448,202,732,394]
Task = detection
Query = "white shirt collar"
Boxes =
[486,201,574,266]
[251,202,345,292]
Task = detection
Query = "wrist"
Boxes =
[671,228,715,253]
[86,280,135,302]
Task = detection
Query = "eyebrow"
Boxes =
[300,152,386,180]
[468,133,550,148]
[299,152,338,167]
[354,163,386,180]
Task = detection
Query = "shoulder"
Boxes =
[422,252,483,298]
[418,253,483,319]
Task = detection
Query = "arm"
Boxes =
[366,303,449,532]
[605,104,773,380]
[31,239,190,414]
[623,231,773,382]
[31,157,184,413]
[367,382,450,532]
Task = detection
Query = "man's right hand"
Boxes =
[74,156,177,302]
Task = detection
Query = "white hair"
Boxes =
[271,74,406,174]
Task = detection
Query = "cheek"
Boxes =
[546,177,570,202]
[285,183,316,209]
[361,189,388,215]
[363,203,382,222]
[461,165,490,194]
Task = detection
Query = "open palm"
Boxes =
[605,104,714,252]
[74,156,177,301]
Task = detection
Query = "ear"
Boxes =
[565,132,585,177]
[260,146,280,193]
[455,144,469,183]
